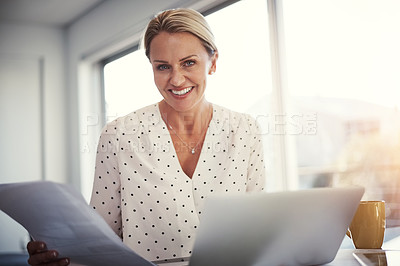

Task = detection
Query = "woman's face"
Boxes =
[149,31,217,112]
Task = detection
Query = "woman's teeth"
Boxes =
[171,87,193,96]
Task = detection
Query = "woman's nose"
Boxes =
[170,68,185,87]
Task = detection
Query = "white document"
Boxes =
[0,181,155,266]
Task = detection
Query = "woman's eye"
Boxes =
[183,60,195,67]
[157,65,169,71]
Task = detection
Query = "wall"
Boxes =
[0,22,67,252]
[0,23,67,184]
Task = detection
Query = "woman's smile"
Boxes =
[149,31,217,112]
[170,86,194,97]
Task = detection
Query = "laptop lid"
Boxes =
[189,186,364,266]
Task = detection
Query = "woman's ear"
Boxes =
[209,51,219,75]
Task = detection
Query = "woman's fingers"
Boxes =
[27,249,56,264]
[27,241,47,255]
[27,241,70,265]
[28,251,70,266]
[36,257,70,266]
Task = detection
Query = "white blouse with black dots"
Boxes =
[90,103,266,262]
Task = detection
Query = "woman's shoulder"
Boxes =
[212,103,257,126]
[210,103,262,140]
[101,103,160,134]
[122,103,159,121]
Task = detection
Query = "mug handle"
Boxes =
[346,230,352,239]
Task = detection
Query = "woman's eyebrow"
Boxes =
[153,59,168,63]
[153,55,198,64]
[179,55,198,61]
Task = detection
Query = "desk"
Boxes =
[327,249,374,266]
[158,249,396,266]
[328,249,400,266]
[156,229,400,265]
[324,227,400,265]
[156,251,359,266]
[5,227,400,266]
[2,249,397,266]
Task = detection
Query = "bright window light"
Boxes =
[103,0,271,121]
[283,0,400,227]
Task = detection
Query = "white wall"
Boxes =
[0,22,67,252]
[0,23,67,183]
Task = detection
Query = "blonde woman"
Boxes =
[27,8,266,265]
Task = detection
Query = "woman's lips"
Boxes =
[170,86,194,97]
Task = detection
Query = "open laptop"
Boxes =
[187,186,364,266]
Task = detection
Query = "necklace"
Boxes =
[167,123,204,154]
[163,104,212,155]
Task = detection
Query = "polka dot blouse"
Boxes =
[90,103,266,262]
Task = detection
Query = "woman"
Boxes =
[27,8,266,265]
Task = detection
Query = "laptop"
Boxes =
[188,186,364,266]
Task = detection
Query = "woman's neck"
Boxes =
[159,100,212,135]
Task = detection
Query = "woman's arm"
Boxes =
[89,122,123,238]
[246,116,266,192]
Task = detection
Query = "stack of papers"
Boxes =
[0,181,155,266]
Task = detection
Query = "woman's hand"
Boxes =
[27,241,70,266]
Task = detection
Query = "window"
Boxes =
[283,0,400,226]
[103,0,274,189]
[103,48,159,123]
[102,0,400,215]
[103,0,271,118]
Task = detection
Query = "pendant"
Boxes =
[191,148,195,154]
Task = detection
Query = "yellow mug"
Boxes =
[347,201,386,249]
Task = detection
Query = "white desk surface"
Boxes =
[157,227,400,265]
[326,249,377,266]
[157,249,399,266]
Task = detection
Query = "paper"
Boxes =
[0,181,155,266]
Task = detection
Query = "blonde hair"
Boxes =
[144,8,217,59]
